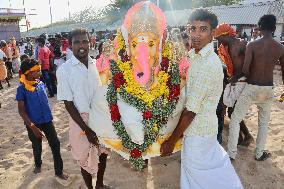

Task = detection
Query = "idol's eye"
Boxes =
[149,41,154,47]
[132,41,137,48]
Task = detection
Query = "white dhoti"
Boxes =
[181,135,243,189]
[223,77,247,107]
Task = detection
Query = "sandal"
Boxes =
[255,152,271,161]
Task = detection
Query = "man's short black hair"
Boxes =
[258,14,276,32]
[20,54,29,62]
[20,59,39,74]
[188,9,218,29]
[69,28,90,44]
[37,37,45,45]
[0,40,7,47]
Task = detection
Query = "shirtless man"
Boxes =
[214,23,253,146]
[228,15,284,161]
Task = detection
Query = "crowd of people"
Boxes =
[0,3,284,189]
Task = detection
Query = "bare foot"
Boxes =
[56,172,69,180]
[33,166,41,174]
[55,172,73,186]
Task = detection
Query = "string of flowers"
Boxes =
[106,30,181,170]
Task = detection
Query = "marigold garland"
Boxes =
[117,60,169,107]
[106,31,181,170]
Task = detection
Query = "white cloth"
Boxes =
[250,36,261,42]
[0,49,6,60]
[181,135,243,189]
[88,72,187,159]
[88,86,187,143]
[228,84,273,159]
[19,45,25,56]
[66,48,73,61]
[54,58,65,69]
[12,58,20,72]
[223,77,247,107]
[184,42,223,137]
[56,55,101,113]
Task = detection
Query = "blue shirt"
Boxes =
[16,81,53,125]
[34,44,39,60]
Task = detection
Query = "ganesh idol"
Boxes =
[89,1,189,170]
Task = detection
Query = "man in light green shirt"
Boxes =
[160,9,243,189]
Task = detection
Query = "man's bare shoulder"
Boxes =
[269,39,284,55]
[237,39,247,50]
[246,40,255,50]
[277,41,284,50]
[279,42,284,56]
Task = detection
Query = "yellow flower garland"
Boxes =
[117,60,169,107]
[117,29,126,51]
[162,42,172,60]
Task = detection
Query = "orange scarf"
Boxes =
[19,65,41,92]
[214,23,236,38]
[218,44,233,77]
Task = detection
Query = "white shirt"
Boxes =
[56,55,101,113]
[19,45,26,56]
[184,42,224,137]
[0,49,6,60]
[250,36,261,42]
[66,48,73,61]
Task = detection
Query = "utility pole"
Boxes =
[20,0,37,32]
[22,0,28,32]
[48,0,53,33]
[67,0,71,19]
[49,0,53,25]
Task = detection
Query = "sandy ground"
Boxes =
[0,65,283,189]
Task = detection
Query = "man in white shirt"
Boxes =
[65,47,73,61]
[57,28,108,189]
[160,9,243,189]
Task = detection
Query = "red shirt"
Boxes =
[38,46,51,70]
[61,39,69,52]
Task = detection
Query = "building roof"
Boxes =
[164,0,284,26]
[0,8,25,19]
[22,0,284,37]
[241,0,272,4]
